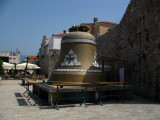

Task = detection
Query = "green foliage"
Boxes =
[32,70,36,76]
[69,25,90,32]
[0,60,4,76]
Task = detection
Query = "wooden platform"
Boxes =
[22,78,132,108]
[33,82,132,107]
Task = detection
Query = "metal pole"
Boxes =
[25,57,29,77]
[139,32,142,95]
[102,60,105,81]
[22,57,29,85]
[102,60,104,74]
[14,63,16,79]
[114,60,117,82]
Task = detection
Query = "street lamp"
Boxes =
[22,57,29,85]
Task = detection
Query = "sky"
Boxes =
[0,0,130,56]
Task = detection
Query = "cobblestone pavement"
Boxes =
[0,80,160,120]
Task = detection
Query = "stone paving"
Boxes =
[0,80,160,120]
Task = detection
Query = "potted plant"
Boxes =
[0,60,4,80]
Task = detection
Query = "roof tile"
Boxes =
[82,21,118,26]
[53,33,65,36]
[24,56,37,59]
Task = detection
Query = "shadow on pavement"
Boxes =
[15,93,23,97]
[101,95,160,105]
[16,98,28,106]
[14,92,28,106]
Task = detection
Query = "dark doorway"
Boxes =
[0,57,9,62]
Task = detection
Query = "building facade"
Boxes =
[0,49,20,64]
[38,30,66,77]
[81,18,118,38]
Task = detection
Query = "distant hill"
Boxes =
[20,54,28,63]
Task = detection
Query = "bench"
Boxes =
[22,78,45,105]
[22,79,131,109]
[33,83,94,108]
[49,82,129,109]
[94,82,128,105]
[50,83,92,110]
[23,78,40,94]
[23,78,90,107]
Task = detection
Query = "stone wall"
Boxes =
[39,49,60,78]
[97,0,160,100]
[48,49,60,78]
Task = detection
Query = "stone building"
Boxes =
[97,0,160,100]
[81,18,118,38]
[38,30,66,77]
[0,49,20,64]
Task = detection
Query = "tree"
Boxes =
[0,60,4,76]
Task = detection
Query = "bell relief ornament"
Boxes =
[93,52,99,67]
[61,50,81,66]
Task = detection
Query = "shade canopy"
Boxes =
[2,62,40,70]
[34,66,41,69]
[16,63,39,70]
[3,62,15,70]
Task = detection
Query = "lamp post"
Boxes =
[24,57,29,76]
[14,63,16,79]
[22,57,29,85]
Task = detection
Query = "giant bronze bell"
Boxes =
[48,25,103,84]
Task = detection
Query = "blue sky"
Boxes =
[0,0,130,56]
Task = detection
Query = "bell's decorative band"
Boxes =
[61,39,96,45]
[53,69,102,72]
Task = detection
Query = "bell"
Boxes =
[48,25,103,84]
